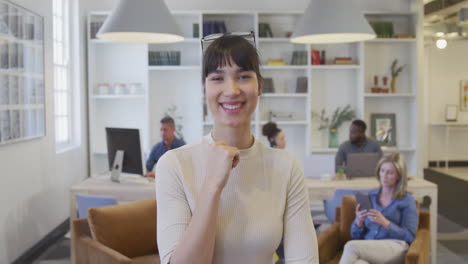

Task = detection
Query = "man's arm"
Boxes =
[335,145,346,172]
[146,144,160,172]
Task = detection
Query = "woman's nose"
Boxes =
[224,79,241,96]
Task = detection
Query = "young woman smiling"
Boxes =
[155,33,318,264]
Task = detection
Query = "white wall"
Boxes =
[426,40,468,161]
[0,0,88,262]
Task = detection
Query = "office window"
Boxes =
[53,0,73,150]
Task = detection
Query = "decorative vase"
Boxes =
[391,77,397,93]
[328,128,339,148]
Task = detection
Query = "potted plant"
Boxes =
[312,105,356,148]
[390,59,406,93]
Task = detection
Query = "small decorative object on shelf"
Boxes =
[370,75,381,93]
[263,78,275,93]
[320,50,326,65]
[203,21,227,37]
[370,113,397,146]
[369,21,394,38]
[268,111,295,121]
[334,57,353,65]
[258,23,273,38]
[285,31,292,38]
[312,105,356,148]
[382,76,389,93]
[295,76,308,93]
[390,59,405,93]
[128,82,143,94]
[112,83,127,95]
[445,104,458,122]
[460,80,468,112]
[96,83,110,95]
[266,59,286,66]
[291,51,307,65]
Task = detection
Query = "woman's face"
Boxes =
[204,59,261,128]
[379,162,399,189]
[274,131,286,149]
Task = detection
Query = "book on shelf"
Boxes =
[311,49,321,65]
[203,21,227,37]
[334,57,353,65]
[296,76,308,93]
[267,59,286,66]
[291,51,307,65]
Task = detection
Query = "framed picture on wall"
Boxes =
[370,113,396,146]
[461,80,468,112]
[0,0,45,145]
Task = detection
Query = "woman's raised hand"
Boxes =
[203,141,240,191]
[355,204,369,227]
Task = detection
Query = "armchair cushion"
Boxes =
[87,199,157,258]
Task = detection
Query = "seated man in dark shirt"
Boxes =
[335,119,382,172]
[145,116,185,177]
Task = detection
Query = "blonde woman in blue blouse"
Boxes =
[340,153,418,264]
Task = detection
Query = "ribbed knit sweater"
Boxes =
[156,134,318,264]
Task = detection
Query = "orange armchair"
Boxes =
[318,196,430,264]
[72,199,160,264]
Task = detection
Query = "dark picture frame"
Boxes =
[370,113,396,146]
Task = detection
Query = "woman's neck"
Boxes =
[380,187,394,199]
[212,123,254,149]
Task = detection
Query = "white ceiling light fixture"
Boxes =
[436,38,448,49]
[290,0,376,44]
[97,0,184,43]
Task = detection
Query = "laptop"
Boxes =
[346,153,381,179]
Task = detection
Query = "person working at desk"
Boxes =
[145,116,185,177]
[335,119,382,172]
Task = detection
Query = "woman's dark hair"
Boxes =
[262,122,281,147]
[202,35,263,85]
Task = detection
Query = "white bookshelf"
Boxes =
[87,3,423,176]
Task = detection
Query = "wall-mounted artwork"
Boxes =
[461,80,468,112]
[0,0,44,146]
[371,113,396,146]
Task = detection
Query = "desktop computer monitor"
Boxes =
[106,127,144,182]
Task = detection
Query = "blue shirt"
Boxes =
[335,138,382,171]
[350,189,418,244]
[146,137,185,172]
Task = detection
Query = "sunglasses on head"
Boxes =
[201,31,256,53]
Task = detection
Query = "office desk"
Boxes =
[306,177,438,264]
[70,175,437,264]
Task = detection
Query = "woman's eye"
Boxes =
[239,74,251,80]
[210,76,223,81]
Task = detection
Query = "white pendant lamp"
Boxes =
[97,0,184,43]
[291,0,376,44]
